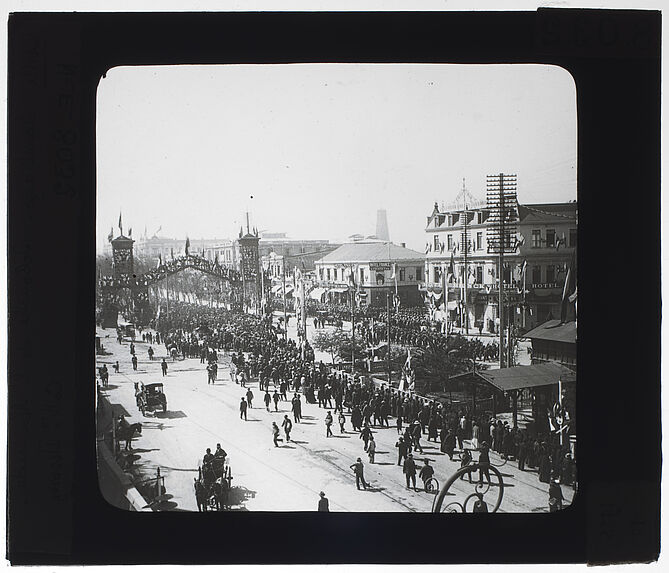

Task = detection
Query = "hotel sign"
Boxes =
[369,263,392,271]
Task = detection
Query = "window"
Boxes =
[503,267,511,285]
[319,268,323,280]
[326,268,331,281]
[334,268,338,281]
[546,229,556,248]
[433,266,441,283]
[416,267,423,282]
[569,228,577,247]
[447,215,453,227]
[476,232,483,251]
[447,235,453,250]
[399,268,406,282]
[360,267,365,284]
[476,266,483,284]
[546,265,556,283]
[532,266,541,284]
[477,211,485,224]
[433,235,439,250]
[531,230,541,248]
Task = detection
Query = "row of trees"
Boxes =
[311,327,488,393]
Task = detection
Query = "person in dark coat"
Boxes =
[272,422,281,447]
[131,355,138,371]
[418,459,435,491]
[318,491,329,512]
[517,437,527,471]
[291,394,302,423]
[325,411,334,438]
[161,359,168,376]
[239,397,248,420]
[442,428,456,460]
[351,406,362,432]
[350,458,368,490]
[282,415,292,442]
[478,441,492,485]
[272,390,280,412]
[395,436,411,465]
[264,390,272,411]
[548,479,564,512]
[538,443,552,483]
[403,453,418,490]
[360,424,373,451]
[246,388,254,408]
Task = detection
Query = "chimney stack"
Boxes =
[375,209,390,242]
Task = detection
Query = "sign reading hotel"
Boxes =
[369,262,392,271]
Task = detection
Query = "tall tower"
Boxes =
[111,234,134,276]
[375,209,390,242]
[236,214,261,313]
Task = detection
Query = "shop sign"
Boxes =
[369,262,391,271]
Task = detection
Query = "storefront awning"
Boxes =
[309,287,327,301]
[451,362,576,392]
[328,287,349,294]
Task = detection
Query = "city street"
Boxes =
[97,328,573,512]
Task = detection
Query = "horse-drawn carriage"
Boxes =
[136,382,167,415]
[194,455,233,511]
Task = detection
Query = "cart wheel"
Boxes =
[426,478,439,493]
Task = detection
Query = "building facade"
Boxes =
[314,241,425,308]
[422,199,577,333]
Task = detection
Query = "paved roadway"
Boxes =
[96,325,573,512]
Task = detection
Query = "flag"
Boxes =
[118,212,123,235]
[185,236,190,256]
[107,227,114,243]
[157,254,162,268]
[403,348,411,372]
[128,227,132,237]
[155,225,162,236]
[425,243,429,254]
[560,250,576,323]
[170,247,174,260]
[447,253,455,283]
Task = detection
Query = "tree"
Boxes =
[312,329,347,364]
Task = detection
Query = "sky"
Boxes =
[96,63,577,253]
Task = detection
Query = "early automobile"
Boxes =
[137,382,167,415]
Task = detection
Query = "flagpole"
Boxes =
[387,290,391,387]
[282,259,288,341]
[350,264,355,376]
[442,260,447,334]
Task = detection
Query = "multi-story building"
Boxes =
[259,233,339,278]
[423,197,577,333]
[314,241,425,308]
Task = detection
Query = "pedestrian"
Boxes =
[442,428,456,461]
[246,388,254,408]
[367,436,376,463]
[131,355,138,371]
[273,389,280,412]
[411,421,424,454]
[325,411,333,437]
[272,422,280,447]
[239,397,248,420]
[396,414,403,435]
[338,412,346,433]
[148,346,154,360]
[419,459,435,491]
[517,437,527,471]
[113,361,120,373]
[460,449,473,483]
[161,358,168,377]
[291,394,302,423]
[471,421,480,450]
[318,491,329,512]
[478,441,492,485]
[264,390,272,411]
[403,453,417,490]
[360,424,373,451]
[350,457,368,490]
[548,478,564,512]
[395,436,411,465]
[282,414,292,442]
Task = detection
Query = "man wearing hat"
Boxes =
[403,453,418,491]
[350,457,368,490]
[317,491,330,512]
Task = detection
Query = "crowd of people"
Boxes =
[142,300,574,510]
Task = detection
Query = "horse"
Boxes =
[116,422,142,450]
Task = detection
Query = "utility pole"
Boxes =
[387,290,392,386]
[487,172,517,370]
[282,258,288,341]
[350,266,355,375]
[461,189,470,335]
